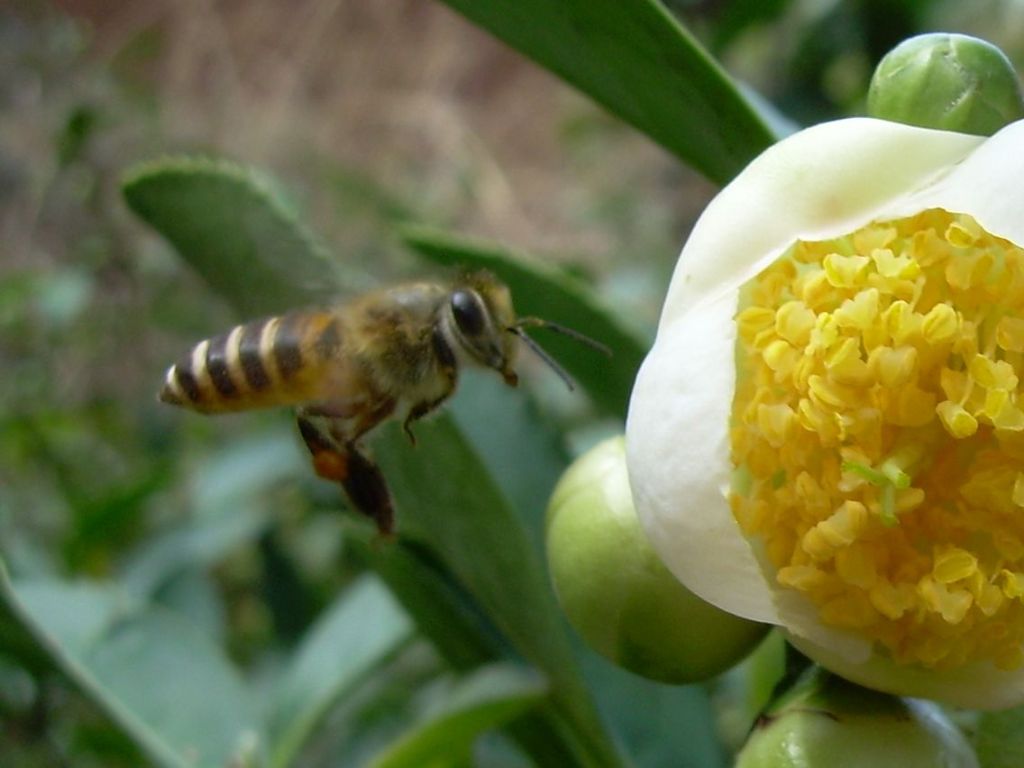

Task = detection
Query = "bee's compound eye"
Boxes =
[450,290,486,337]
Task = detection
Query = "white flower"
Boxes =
[626,117,1024,709]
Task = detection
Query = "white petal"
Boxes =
[658,118,984,327]
[627,289,778,623]
[787,631,1024,710]
[886,119,1024,245]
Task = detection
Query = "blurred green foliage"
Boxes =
[2,1,1023,767]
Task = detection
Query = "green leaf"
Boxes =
[266,575,415,768]
[122,428,302,596]
[122,156,344,316]
[348,529,591,768]
[0,558,259,768]
[401,226,648,418]
[582,655,727,768]
[975,704,1024,768]
[346,527,511,672]
[368,664,546,768]
[372,418,620,767]
[436,0,779,184]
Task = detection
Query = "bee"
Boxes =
[159,271,608,535]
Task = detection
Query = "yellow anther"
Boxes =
[974,578,1004,617]
[939,368,969,402]
[800,270,835,309]
[854,225,896,254]
[883,300,924,345]
[872,247,920,279]
[919,577,973,624]
[945,219,979,248]
[933,548,978,584]
[808,313,839,352]
[997,316,1024,353]
[777,564,829,591]
[992,400,1024,431]
[895,486,925,513]
[775,301,816,346]
[735,306,775,341]
[1000,570,1024,599]
[869,345,918,387]
[756,403,795,447]
[936,400,978,438]
[801,500,868,560]
[808,374,855,410]
[823,253,871,288]
[834,289,880,331]
[984,389,1010,420]
[922,303,959,344]
[970,355,1019,390]
[762,339,798,378]
[869,581,913,620]
[797,398,835,439]
[826,337,871,386]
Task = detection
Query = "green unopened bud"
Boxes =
[737,669,978,768]
[546,436,768,683]
[868,33,1024,136]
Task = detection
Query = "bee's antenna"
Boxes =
[514,317,613,357]
[507,327,577,391]
[507,319,611,392]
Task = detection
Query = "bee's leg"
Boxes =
[339,441,394,537]
[295,414,395,537]
[296,414,348,483]
[303,398,396,443]
[402,394,451,445]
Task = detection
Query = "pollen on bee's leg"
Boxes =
[730,209,1024,671]
[312,450,348,483]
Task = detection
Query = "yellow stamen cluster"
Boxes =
[731,209,1024,670]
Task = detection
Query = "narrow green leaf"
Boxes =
[401,225,648,418]
[372,418,621,767]
[975,705,1024,768]
[368,664,546,768]
[582,655,727,768]
[0,558,259,768]
[450,372,568,547]
[267,575,415,768]
[436,0,780,184]
[348,528,594,768]
[122,156,344,316]
[346,527,511,671]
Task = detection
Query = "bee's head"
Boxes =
[443,272,520,385]
[442,270,611,391]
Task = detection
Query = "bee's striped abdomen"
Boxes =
[159,311,343,413]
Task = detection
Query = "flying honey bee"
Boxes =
[159,271,608,535]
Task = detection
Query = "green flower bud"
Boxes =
[868,33,1024,136]
[737,669,978,768]
[546,436,768,683]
